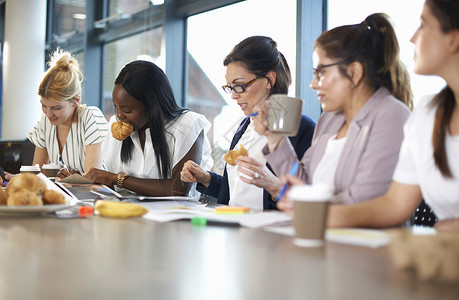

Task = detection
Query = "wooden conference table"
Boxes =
[0,214,458,300]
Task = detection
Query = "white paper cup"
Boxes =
[20,164,41,175]
[42,163,60,177]
[268,94,303,136]
[288,184,334,247]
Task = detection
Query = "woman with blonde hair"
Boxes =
[27,49,108,174]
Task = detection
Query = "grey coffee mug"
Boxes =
[268,94,303,136]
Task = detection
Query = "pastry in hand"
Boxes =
[224,144,249,166]
[111,120,133,141]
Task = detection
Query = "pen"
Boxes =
[249,111,259,117]
[0,167,6,185]
[59,156,70,173]
[191,217,240,227]
[275,161,299,202]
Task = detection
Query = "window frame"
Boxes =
[45,0,326,119]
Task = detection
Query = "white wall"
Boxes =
[2,0,46,139]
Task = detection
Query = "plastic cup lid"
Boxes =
[42,163,60,169]
[288,184,334,202]
[20,165,41,172]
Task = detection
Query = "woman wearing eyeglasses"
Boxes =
[326,0,459,230]
[254,13,412,206]
[181,36,315,210]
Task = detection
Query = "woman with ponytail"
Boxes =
[319,0,459,230]
[256,13,412,205]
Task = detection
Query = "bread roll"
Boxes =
[224,144,249,166]
[111,120,133,141]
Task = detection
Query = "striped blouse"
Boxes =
[27,106,109,172]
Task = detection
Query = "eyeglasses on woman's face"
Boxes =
[313,61,345,81]
[222,74,263,94]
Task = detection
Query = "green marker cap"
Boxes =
[191,216,207,226]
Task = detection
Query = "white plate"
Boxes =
[0,204,71,215]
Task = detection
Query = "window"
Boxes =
[187,0,297,173]
[109,0,153,17]
[327,0,445,106]
[102,27,164,120]
[47,0,86,71]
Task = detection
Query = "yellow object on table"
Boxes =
[215,206,250,214]
[95,200,148,218]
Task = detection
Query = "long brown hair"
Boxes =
[427,0,459,178]
[314,13,413,109]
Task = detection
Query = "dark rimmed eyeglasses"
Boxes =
[222,74,264,94]
[313,61,346,81]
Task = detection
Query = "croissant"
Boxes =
[6,173,47,196]
[224,144,249,166]
[111,120,133,141]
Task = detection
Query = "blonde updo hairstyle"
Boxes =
[38,49,85,120]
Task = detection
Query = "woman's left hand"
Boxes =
[251,100,286,152]
[236,155,282,196]
[57,168,81,179]
[434,218,459,231]
[85,168,117,187]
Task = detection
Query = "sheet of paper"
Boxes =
[59,174,93,184]
[37,173,77,205]
[119,195,198,201]
[264,226,390,248]
[141,202,292,228]
[55,182,120,201]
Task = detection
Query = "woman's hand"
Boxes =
[57,168,81,179]
[4,171,15,181]
[434,218,459,231]
[180,160,211,187]
[251,100,286,153]
[85,168,117,187]
[236,156,282,196]
[276,174,306,216]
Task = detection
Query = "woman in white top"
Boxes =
[27,49,108,174]
[85,60,212,196]
[321,0,459,230]
[180,36,315,210]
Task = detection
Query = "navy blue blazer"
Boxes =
[201,114,315,210]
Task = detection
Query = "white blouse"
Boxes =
[27,106,109,172]
[393,95,459,220]
[312,134,346,192]
[227,122,266,210]
[103,111,213,195]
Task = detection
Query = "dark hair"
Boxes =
[115,60,188,179]
[314,13,413,109]
[223,36,292,95]
[426,0,459,178]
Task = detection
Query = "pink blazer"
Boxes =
[264,87,410,204]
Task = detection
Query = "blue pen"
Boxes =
[275,161,299,202]
[59,156,70,173]
[249,111,259,117]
